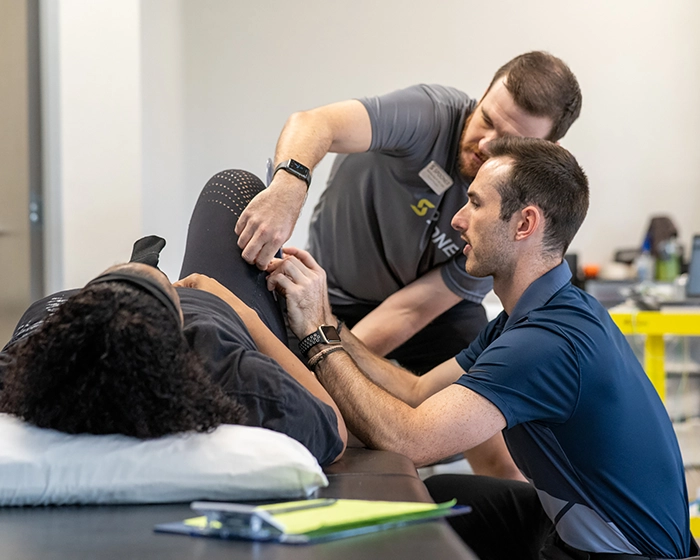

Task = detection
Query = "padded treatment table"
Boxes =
[0,448,479,559]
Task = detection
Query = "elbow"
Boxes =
[285,109,324,137]
[329,416,348,464]
[330,442,346,464]
[361,422,432,467]
[285,110,310,129]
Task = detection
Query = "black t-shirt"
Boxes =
[0,288,343,466]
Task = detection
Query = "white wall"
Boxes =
[174,0,700,269]
[43,0,700,287]
[141,0,188,278]
[42,0,143,291]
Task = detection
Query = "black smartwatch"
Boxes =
[299,325,341,357]
[274,159,312,189]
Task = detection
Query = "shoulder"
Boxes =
[3,290,79,349]
[456,319,583,426]
[361,84,473,112]
[177,287,241,322]
[526,286,613,346]
[177,288,257,351]
[418,84,473,106]
[497,319,580,364]
[361,84,475,157]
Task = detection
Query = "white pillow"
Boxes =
[0,414,328,506]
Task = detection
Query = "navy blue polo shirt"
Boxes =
[455,262,690,558]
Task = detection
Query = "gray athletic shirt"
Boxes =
[307,84,493,307]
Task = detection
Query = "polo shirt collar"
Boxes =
[504,261,572,329]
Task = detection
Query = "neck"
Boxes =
[494,253,563,315]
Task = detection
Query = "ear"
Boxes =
[512,205,543,242]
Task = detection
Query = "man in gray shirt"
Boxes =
[235,51,582,478]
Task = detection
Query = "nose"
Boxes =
[451,204,469,232]
[478,130,498,153]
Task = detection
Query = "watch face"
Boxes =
[320,325,340,343]
[288,159,310,178]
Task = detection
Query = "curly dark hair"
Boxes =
[0,282,246,438]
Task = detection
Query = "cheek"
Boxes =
[463,120,487,144]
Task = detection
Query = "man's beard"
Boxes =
[458,142,487,180]
[457,113,487,180]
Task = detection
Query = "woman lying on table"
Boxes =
[0,170,346,467]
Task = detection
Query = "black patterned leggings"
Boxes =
[178,169,288,344]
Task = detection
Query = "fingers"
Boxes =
[237,223,286,270]
[236,207,272,268]
[234,208,247,236]
[265,257,286,274]
[266,255,316,294]
[236,227,254,257]
[266,269,293,294]
[282,247,323,271]
[255,242,281,270]
[237,224,262,265]
[271,254,321,285]
[173,273,205,288]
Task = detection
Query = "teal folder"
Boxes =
[154,498,470,544]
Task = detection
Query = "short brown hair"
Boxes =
[487,51,582,142]
[488,137,589,256]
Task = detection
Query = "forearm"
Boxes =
[275,101,372,173]
[235,103,371,269]
[341,328,466,408]
[242,309,341,416]
[273,113,334,174]
[351,268,462,356]
[351,302,437,357]
[340,328,423,406]
[313,348,418,457]
[233,306,347,454]
[314,350,505,467]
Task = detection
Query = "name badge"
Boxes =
[419,161,454,195]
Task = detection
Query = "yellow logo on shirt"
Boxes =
[411,198,435,216]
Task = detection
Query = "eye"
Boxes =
[481,112,493,129]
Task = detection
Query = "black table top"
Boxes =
[0,448,479,559]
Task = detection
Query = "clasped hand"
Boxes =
[266,247,336,339]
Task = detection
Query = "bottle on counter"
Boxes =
[635,236,655,283]
[656,235,681,281]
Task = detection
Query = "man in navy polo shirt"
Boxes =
[268,137,694,559]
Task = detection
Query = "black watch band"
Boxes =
[299,325,341,358]
[274,159,312,189]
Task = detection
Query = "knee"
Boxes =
[200,170,266,212]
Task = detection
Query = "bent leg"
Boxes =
[179,170,287,343]
[424,474,551,560]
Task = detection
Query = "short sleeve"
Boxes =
[360,84,471,161]
[455,323,581,428]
